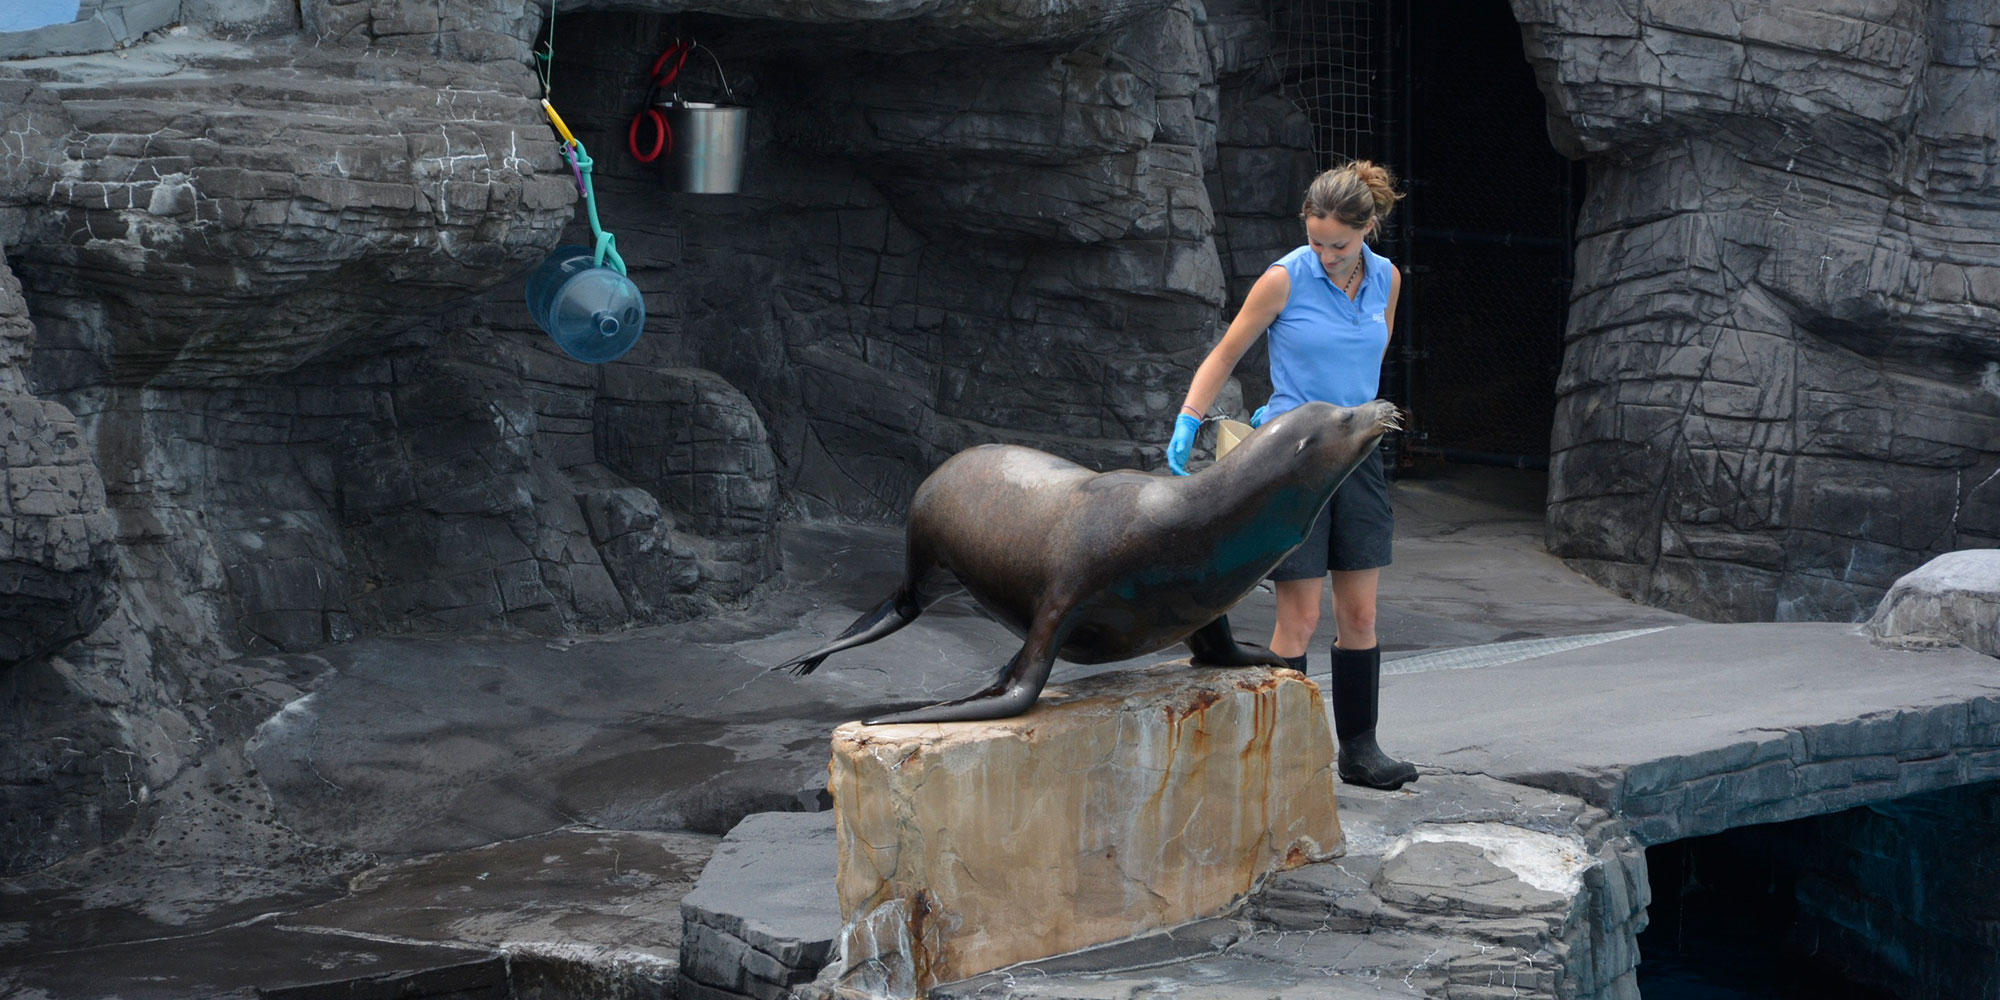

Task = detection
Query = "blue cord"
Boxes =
[562,141,627,276]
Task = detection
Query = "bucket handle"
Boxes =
[666,39,736,106]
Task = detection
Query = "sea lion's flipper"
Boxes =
[771,587,924,676]
[863,609,1066,725]
[1186,615,1289,669]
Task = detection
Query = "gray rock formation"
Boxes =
[0,248,114,669]
[0,241,120,872]
[6,0,1992,892]
[678,811,839,1000]
[531,3,1247,520]
[0,0,1292,878]
[767,775,1650,1000]
[1868,548,2000,655]
[1520,0,2000,622]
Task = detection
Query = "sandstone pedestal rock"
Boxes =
[828,663,1342,997]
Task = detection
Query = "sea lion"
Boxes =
[774,399,1403,725]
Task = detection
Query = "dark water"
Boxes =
[1636,837,1896,1000]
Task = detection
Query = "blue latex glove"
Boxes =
[1250,404,1269,428]
[1166,413,1201,475]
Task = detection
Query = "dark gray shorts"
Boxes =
[1270,449,1393,579]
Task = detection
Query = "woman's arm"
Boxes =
[1387,264,1402,340]
[1381,263,1403,367]
[1180,265,1291,416]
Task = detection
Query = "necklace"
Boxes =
[1338,256,1364,297]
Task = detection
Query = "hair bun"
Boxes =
[1350,160,1403,217]
[1300,160,1404,227]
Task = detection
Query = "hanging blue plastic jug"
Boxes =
[524,244,645,364]
[529,102,644,365]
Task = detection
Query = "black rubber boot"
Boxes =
[1282,654,1307,673]
[1331,645,1418,790]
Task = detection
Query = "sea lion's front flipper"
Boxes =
[863,610,1066,725]
[1186,614,1289,669]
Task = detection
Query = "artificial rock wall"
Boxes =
[7,0,1997,877]
[527,0,1297,520]
[1520,0,2000,622]
[0,0,1298,874]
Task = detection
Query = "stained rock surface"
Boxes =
[806,774,1650,1000]
[828,663,1341,997]
[679,811,841,1000]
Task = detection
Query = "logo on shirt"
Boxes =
[1370,311,1386,324]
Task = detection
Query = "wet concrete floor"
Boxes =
[2,464,1698,998]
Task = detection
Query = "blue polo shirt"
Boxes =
[1264,242,1394,416]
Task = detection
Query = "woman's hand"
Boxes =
[1167,413,1201,475]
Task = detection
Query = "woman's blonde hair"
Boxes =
[1300,160,1404,237]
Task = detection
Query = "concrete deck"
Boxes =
[4,464,1994,999]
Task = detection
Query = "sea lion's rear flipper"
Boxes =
[1186,614,1289,669]
[771,587,924,676]
[863,609,1067,725]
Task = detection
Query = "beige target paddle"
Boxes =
[1214,418,1254,460]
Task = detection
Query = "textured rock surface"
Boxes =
[828,664,1341,997]
[0,0,1307,875]
[865,775,1649,1000]
[4,49,571,388]
[1867,548,2000,656]
[679,811,840,1000]
[1522,0,2000,623]
[1386,622,2000,847]
[0,824,716,1000]
[0,0,188,59]
[1766,781,2000,998]
[0,11,768,872]
[8,0,1992,917]
[0,247,113,669]
[532,1,1276,520]
[1244,776,1647,1000]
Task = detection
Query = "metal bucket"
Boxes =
[666,102,747,193]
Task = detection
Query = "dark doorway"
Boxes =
[1387,0,1579,467]
[1269,0,1578,468]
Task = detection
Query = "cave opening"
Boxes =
[1392,0,1581,469]
[1637,781,2000,999]
[1273,0,1579,472]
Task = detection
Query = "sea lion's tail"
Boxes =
[770,587,925,676]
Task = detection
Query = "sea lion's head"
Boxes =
[1221,400,1402,485]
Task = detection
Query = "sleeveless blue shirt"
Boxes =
[1264,242,1394,416]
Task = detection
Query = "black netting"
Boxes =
[1402,240,1566,457]
[1275,0,1578,467]
[1270,0,1375,168]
